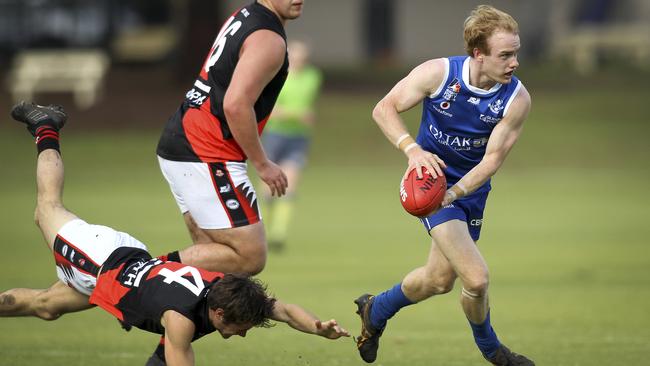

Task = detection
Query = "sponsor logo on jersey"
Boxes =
[240,8,250,17]
[479,114,501,125]
[472,137,488,148]
[220,184,231,193]
[186,88,208,107]
[442,78,461,101]
[470,219,483,226]
[467,97,481,105]
[186,80,210,107]
[433,104,453,117]
[488,99,504,114]
[451,80,461,93]
[429,125,472,151]
[226,199,240,210]
[214,169,224,177]
[122,259,161,287]
[78,258,86,266]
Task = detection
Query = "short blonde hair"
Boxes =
[463,5,519,56]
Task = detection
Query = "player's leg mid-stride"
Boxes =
[354,289,534,365]
[354,294,384,363]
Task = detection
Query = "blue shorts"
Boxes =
[420,190,489,241]
[262,132,310,168]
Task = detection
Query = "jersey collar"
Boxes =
[462,57,502,95]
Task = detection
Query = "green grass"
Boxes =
[1,78,649,365]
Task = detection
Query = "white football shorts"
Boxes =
[157,156,260,229]
[53,219,148,296]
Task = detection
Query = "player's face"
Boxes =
[267,0,304,20]
[216,321,254,339]
[210,309,254,339]
[482,30,520,84]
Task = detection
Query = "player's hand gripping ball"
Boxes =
[399,167,447,217]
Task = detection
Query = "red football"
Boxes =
[399,167,447,217]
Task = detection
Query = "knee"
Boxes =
[33,292,61,321]
[433,277,456,295]
[462,273,490,297]
[237,251,266,275]
[228,239,266,275]
[403,272,456,301]
[422,274,456,296]
[240,260,266,276]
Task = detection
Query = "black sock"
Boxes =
[160,250,181,263]
[167,251,181,262]
[35,126,60,154]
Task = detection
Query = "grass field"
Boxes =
[1,71,649,365]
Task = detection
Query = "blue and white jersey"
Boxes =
[416,56,523,194]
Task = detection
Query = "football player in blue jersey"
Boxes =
[354,5,534,366]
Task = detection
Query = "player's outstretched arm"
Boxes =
[162,310,196,366]
[270,300,350,339]
[373,59,449,178]
[442,85,532,205]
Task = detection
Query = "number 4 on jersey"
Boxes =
[158,266,205,296]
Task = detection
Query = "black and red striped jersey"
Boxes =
[157,1,289,163]
[89,247,223,340]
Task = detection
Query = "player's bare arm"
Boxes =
[270,300,350,339]
[373,58,448,178]
[224,29,288,196]
[442,84,531,205]
[162,310,196,366]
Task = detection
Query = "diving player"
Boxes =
[1,102,349,366]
